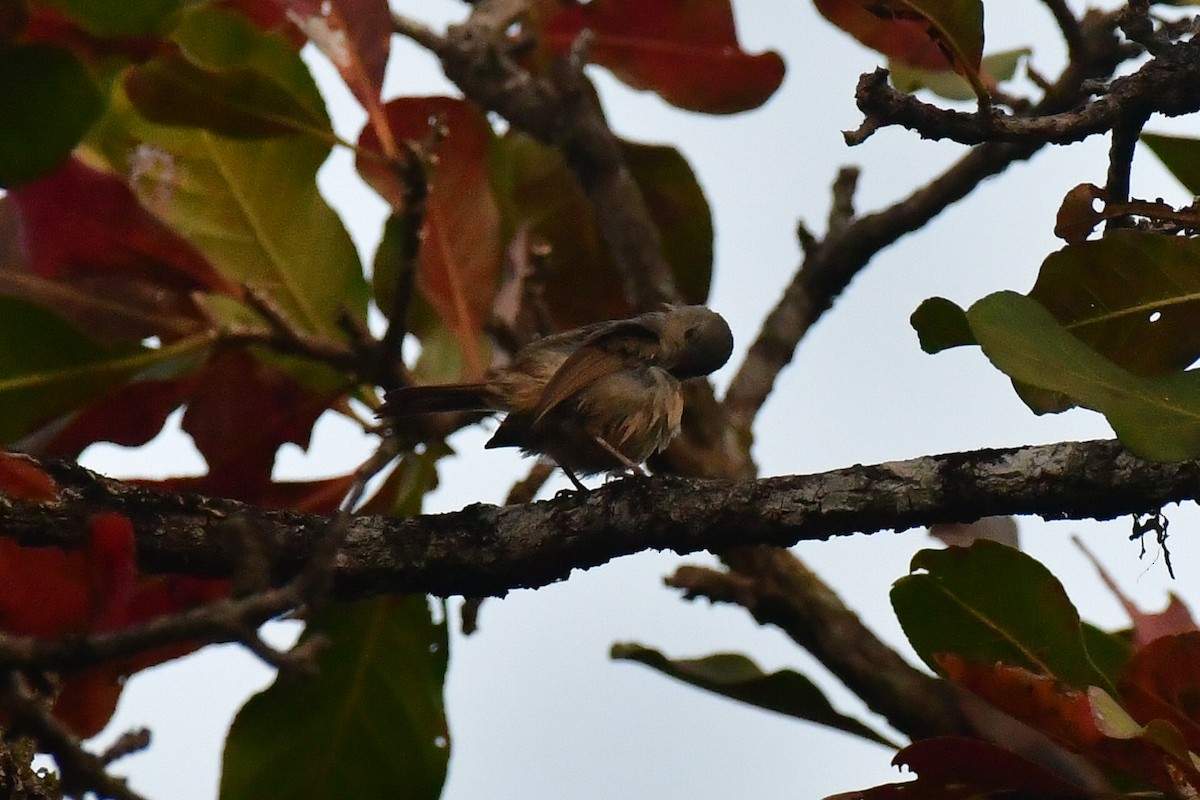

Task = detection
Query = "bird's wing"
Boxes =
[533,320,660,422]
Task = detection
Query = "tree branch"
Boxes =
[668,557,970,740]
[2,440,1193,603]
[395,0,677,310]
[724,10,1130,434]
[849,35,1198,148]
[0,672,146,800]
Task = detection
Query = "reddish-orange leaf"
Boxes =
[51,566,231,737]
[940,655,1194,791]
[1075,536,1198,648]
[0,509,230,736]
[181,351,336,497]
[0,539,92,638]
[536,0,784,114]
[0,452,58,501]
[939,656,1104,749]
[279,0,395,152]
[52,666,127,738]
[1119,633,1200,752]
[358,97,502,378]
[84,513,140,632]
[813,0,954,71]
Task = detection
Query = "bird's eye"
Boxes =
[684,327,698,339]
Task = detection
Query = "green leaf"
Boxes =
[891,47,1029,101]
[910,296,975,353]
[1028,230,1200,378]
[497,132,713,329]
[1080,623,1133,689]
[220,597,449,800]
[612,643,896,747]
[87,7,360,338]
[891,540,1111,692]
[0,44,103,188]
[371,213,415,326]
[624,142,714,306]
[124,50,329,139]
[890,0,986,98]
[897,1,984,65]
[130,132,365,334]
[0,296,210,445]
[969,291,1200,461]
[1142,132,1200,195]
[30,0,184,35]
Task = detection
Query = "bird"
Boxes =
[379,305,734,490]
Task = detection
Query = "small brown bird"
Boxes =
[379,305,733,489]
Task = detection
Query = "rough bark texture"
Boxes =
[3,439,1192,599]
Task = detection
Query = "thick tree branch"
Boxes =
[2,440,1194,602]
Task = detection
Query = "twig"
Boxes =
[1118,0,1167,54]
[724,13,1131,434]
[849,34,1195,148]
[99,729,151,766]
[378,130,443,388]
[1041,0,1085,63]
[211,286,361,375]
[390,11,446,54]
[0,672,146,800]
[827,166,860,234]
[1104,109,1150,226]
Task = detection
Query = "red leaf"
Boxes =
[42,375,203,459]
[940,655,1197,792]
[214,0,305,45]
[20,7,160,63]
[9,159,233,292]
[939,656,1104,750]
[1075,536,1199,648]
[0,452,58,501]
[0,539,91,638]
[279,0,395,152]
[838,737,1091,799]
[84,513,139,632]
[0,509,230,736]
[147,474,353,512]
[813,0,954,71]
[181,351,335,496]
[537,0,784,114]
[1119,633,1200,753]
[52,667,127,738]
[358,97,502,378]
[5,160,237,343]
[52,565,230,737]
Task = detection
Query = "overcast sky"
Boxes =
[79,3,1200,798]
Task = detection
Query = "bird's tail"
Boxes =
[379,383,496,418]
